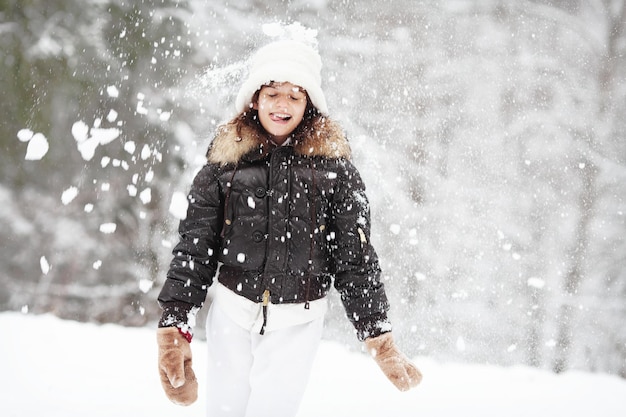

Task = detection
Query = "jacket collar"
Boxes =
[207,117,351,166]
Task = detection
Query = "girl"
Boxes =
[156,38,421,416]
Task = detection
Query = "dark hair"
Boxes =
[233,87,322,143]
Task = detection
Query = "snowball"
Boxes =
[91,127,120,145]
[40,256,50,275]
[527,277,545,289]
[138,279,153,293]
[77,136,99,161]
[71,121,90,143]
[106,109,118,122]
[127,184,137,197]
[106,85,119,98]
[84,204,94,213]
[136,101,148,115]
[169,191,188,219]
[92,260,102,270]
[237,253,246,263]
[159,111,171,121]
[389,224,401,235]
[140,144,151,160]
[61,186,79,205]
[139,188,152,204]
[123,141,136,154]
[247,196,256,209]
[99,223,117,234]
[17,129,34,142]
[25,133,49,160]
[456,336,466,352]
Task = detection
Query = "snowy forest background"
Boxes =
[1,0,625,378]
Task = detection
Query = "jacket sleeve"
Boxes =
[330,159,391,341]
[157,163,223,318]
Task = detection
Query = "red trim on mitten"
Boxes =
[177,326,193,343]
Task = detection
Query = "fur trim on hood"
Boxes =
[207,117,351,166]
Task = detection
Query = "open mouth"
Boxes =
[270,113,292,122]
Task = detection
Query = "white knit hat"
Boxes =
[235,40,328,115]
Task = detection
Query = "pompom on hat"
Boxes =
[235,39,329,115]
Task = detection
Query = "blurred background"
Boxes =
[1,0,624,377]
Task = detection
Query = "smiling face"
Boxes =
[254,82,308,145]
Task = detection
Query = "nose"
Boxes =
[274,94,288,108]
[276,99,287,110]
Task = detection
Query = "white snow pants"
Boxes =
[205,302,324,417]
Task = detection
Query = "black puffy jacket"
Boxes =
[158,117,390,340]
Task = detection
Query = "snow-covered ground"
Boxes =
[2,312,625,417]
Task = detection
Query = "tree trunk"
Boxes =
[553,160,596,373]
